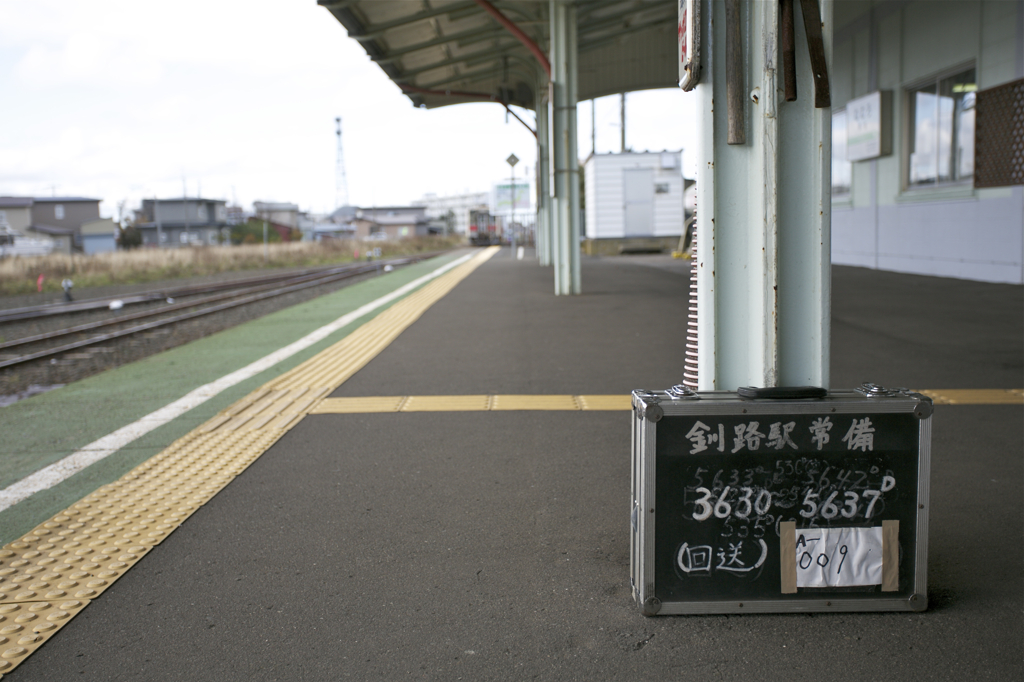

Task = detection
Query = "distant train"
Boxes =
[468,209,499,246]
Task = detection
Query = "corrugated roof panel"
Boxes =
[320,0,676,109]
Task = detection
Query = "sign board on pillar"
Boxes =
[678,0,701,91]
[846,91,893,161]
[630,385,932,615]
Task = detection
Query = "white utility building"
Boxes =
[583,151,686,255]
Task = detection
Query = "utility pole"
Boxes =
[592,99,597,157]
[154,198,163,248]
[336,117,349,209]
[507,153,519,250]
[182,178,190,246]
[620,92,626,153]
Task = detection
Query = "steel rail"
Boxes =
[0,262,391,352]
[0,262,386,324]
[0,254,434,371]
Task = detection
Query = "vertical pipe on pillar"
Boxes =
[566,1,580,294]
[547,86,557,273]
[536,85,551,265]
[550,0,567,294]
[549,0,580,295]
[620,93,626,152]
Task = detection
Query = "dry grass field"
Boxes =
[0,237,462,296]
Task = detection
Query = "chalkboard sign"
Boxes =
[631,388,932,615]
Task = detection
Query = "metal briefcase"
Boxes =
[630,384,932,615]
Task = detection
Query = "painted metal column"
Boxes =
[566,4,581,294]
[549,2,565,291]
[549,0,581,295]
[694,0,832,390]
[536,85,551,266]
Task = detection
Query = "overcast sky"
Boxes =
[0,0,698,219]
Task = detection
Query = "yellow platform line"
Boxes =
[916,388,1023,405]
[0,247,499,674]
[311,394,634,413]
[310,390,1024,414]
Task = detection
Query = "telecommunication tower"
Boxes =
[335,117,349,209]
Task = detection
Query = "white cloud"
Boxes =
[0,0,692,217]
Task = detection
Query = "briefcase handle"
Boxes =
[737,386,827,400]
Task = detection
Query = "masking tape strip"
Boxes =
[881,519,899,592]
[780,521,797,594]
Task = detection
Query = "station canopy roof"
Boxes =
[319,0,677,111]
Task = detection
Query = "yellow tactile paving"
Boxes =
[917,388,1023,405]
[401,395,490,411]
[0,600,89,674]
[311,397,405,414]
[0,247,499,673]
[491,394,581,410]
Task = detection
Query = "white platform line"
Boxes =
[0,253,474,513]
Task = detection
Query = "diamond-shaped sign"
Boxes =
[506,153,519,167]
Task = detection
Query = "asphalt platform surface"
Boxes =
[13,250,1023,681]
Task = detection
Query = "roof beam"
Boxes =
[395,40,516,78]
[579,13,675,52]
[577,4,675,38]
[417,63,539,91]
[397,40,526,79]
[372,24,507,64]
[344,1,480,41]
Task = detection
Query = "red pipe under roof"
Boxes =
[472,0,551,79]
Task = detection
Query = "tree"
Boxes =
[115,199,142,249]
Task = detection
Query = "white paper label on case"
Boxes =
[795,527,883,588]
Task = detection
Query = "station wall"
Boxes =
[831,0,1024,284]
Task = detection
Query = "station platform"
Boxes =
[0,247,1020,680]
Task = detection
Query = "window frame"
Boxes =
[831,106,852,202]
[901,62,977,194]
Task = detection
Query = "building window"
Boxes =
[832,109,852,198]
[655,183,671,194]
[907,67,976,188]
[54,204,65,220]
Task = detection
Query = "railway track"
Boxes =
[0,254,437,372]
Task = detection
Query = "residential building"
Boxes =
[135,198,230,247]
[0,196,101,254]
[417,191,490,236]
[351,206,435,240]
[0,197,33,232]
[80,217,118,254]
[254,202,300,229]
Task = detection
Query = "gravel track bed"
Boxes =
[0,266,385,401]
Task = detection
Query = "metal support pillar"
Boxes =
[549,0,581,295]
[694,0,832,389]
[536,86,551,266]
[566,12,580,294]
